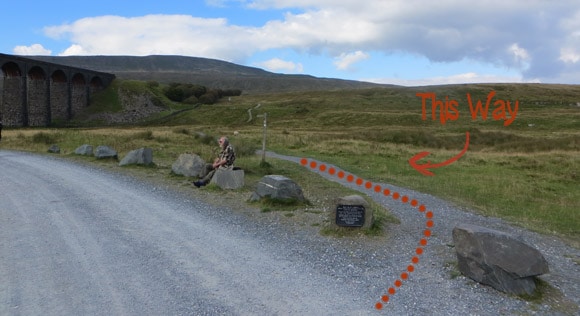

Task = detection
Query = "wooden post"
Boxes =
[261,112,267,163]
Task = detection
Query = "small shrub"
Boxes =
[32,132,57,144]
[135,130,154,140]
[164,85,185,102]
[197,133,215,145]
[183,96,199,105]
[258,196,311,208]
[173,128,190,135]
[199,92,218,105]
[259,160,272,169]
[146,81,159,88]
[233,139,259,158]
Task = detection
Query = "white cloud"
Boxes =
[364,72,540,87]
[13,44,52,55]
[560,48,580,63]
[559,10,580,65]
[31,1,580,83]
[60,44,87,56]
[256,58,304,72]
[44,15,253,62]
[333,51,369,70]
[509,43,530,66]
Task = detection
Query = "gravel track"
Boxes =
[0,150,578,315]
[263,151,580,316]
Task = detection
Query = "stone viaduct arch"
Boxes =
[0,53,115,127]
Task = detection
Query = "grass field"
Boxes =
[1,82,578,244]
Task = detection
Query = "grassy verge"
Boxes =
[0,127,396,237]
[1,83,578,245]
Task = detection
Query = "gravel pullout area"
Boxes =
[1,150,578,315]
[263,151,580,315]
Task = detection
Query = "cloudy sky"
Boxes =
[2,0,579,86]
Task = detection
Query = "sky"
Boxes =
[1,0,579,86]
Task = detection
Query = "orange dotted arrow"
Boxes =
[300,158,434,310]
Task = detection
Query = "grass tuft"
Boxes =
[32,132,58,144]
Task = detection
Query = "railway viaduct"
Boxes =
[0,53,115,127]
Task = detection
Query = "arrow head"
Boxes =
[408,131,470,177]
[408,151,436,176]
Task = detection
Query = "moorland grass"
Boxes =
[1,83,578,243]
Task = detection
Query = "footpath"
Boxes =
[262,151,580,315]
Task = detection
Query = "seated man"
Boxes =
[193,136,236,187]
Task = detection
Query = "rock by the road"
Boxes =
[48,144,60,154]
[209,168,244,190]
[119,147,154,166]
[94,145,118,160]
[249,175,305,202]
[171,153,206,178]
[452,223,549,295]
[332,195,373,229]
[75,144,94,156]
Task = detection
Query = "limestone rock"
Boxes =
[210,168,244,190]
[337,195,369,207]
[249,175,305,202]
[119,147,153,166]
[48,144,60,154]
[172,153,206,177]
[452,223,549,295]
[94,145,118,160]
[74,144,93,156]
[332,195,373,229]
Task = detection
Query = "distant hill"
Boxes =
[28,55,388,94]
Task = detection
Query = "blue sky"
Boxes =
[2,0,579,86]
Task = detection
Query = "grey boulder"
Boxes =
[452,223,549,295]
[210,168,244,190]
[74,144,93,156]
[171,153,206,177]
[249,175,305,202]
[119,147,153,166]
[48,144,60,154]
[94,145,118,160]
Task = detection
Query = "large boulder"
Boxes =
[452,223,549,295]
[210,168,244,190]
[119,147,153,166]
[94,145,118,160]
[74,144,93,156]
[249,175,305,202]
[172,153,206,177]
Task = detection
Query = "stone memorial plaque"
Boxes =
[336,205,365,227]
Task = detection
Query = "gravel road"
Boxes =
[0,150,578,315]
